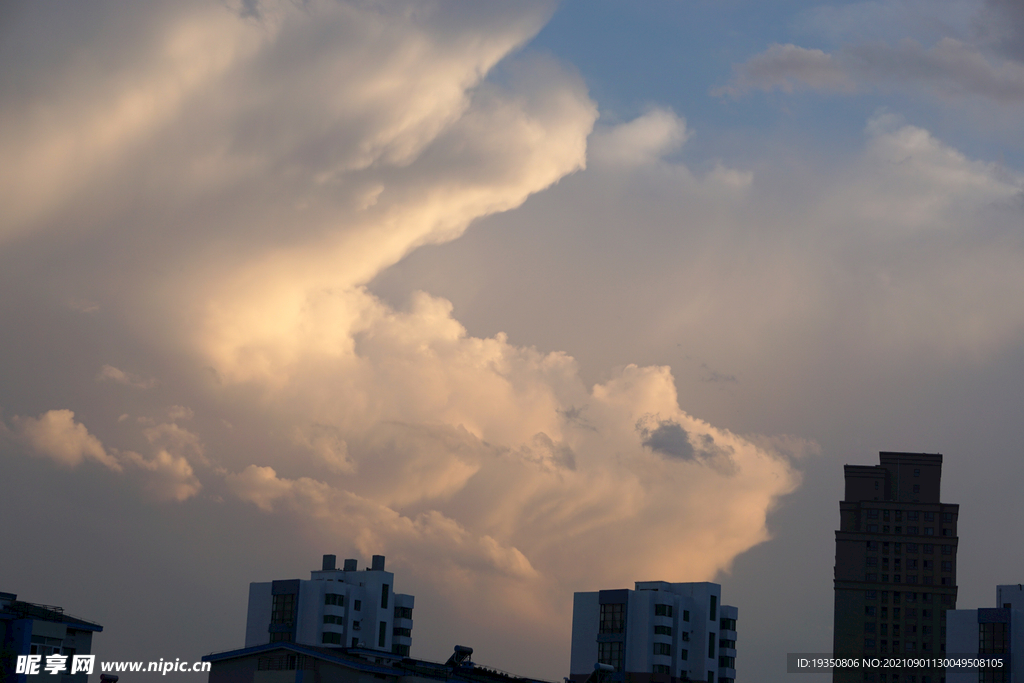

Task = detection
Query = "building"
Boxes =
[204,640,556,683]
[0,591,104,683]
[569,581,737,683]
[833,452,959,683]
[946,585,1024,683]
[245,554,414,657]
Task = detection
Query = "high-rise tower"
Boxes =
[833,452,958,683]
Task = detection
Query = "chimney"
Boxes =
[343,558,358,571]
[371,555,385,571]
[322,554,336,571]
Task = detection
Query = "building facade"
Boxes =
[0,591,103,683]
[946,585,1024,683]
[245,554,414,657]
[833,452,959,683]
[570,581,736,683]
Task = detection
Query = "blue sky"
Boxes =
[2,1,1024,681]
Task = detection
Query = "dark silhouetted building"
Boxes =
[833,452,958,683]
[1,591,103,683]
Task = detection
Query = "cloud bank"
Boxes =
[0,0,803,668]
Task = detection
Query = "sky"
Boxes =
[2,0,1024,680]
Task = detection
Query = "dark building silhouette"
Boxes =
[833,452,958,683]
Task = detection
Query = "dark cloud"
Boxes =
[637,418,695,460]
[982,0,1024,61]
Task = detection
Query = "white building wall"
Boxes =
[569,592,600,676]
[244,583,272,648]
[243,555,411,654]
[570,581,734,682]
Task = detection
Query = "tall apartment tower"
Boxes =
[833,452,959,683]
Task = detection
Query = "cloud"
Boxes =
[0,0,806,668]
[167,405,194,421]
[121,449,202,502]
[589,108,690,167]
[713,44,855,96]
[96,365,157,389]
[717,37,1024,103]
[10,409,122,471]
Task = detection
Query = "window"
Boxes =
[354,599,362,611]
[942,528,952,536]
[719,656,735,668]
[708,673,714,683]
[907,543,917,553]
[913,485,920,494]
[392,644,410,657]
[908,576,918,584]
[681,649,688,660]
[894,608,901,619]
[941,561,951,572]
[710,595,717,621]
[942,513,953,522]
[395,606,413,619]
[325,593,344,606]
[323,614,342,624]
[865,623,876,633]
[720,618,737,630]
[322,632,341,645]
[867,557,878,567]
[867,591,878,600]
[907,559,917,569]
[271,593,297,625]
[884,510,891,521]
[922,609,931,618]
[868,510,880,519]
[941,545,951,555]
[923,544,933,554]
[269,632,293,643]
[381,584,390,609]
[895,527,902,534]
[865,639,876,649]
[869,525,879,532]
[653,664,671,674]
[894,592,901,604]
[654,643,672,656]
[683,610,690,621]
[352,620,361,631]
[654,625,672,636]
[866,606,877,616]
[880,624,887,636]
[941,577,951,586]
[913,469,920,477]
[655,604,673,618]
[924,513,934,522]
[379,621,387,647]
[894,544,901,554]
[924,528,934,536]
[393,627,412,637]
[868,541,878,550]
[908,511,919,521]
[719,639,735,649]
[907,592,917,602]
[600,603,625,633]
[908,527,919,534]
[895,511,903,522]
[681,632,690,642]
[709,632,716,658]
[598,641,624,671]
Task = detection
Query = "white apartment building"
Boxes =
[245,554,414,657]
[946,585,1024,683]
[570,581,736,683]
